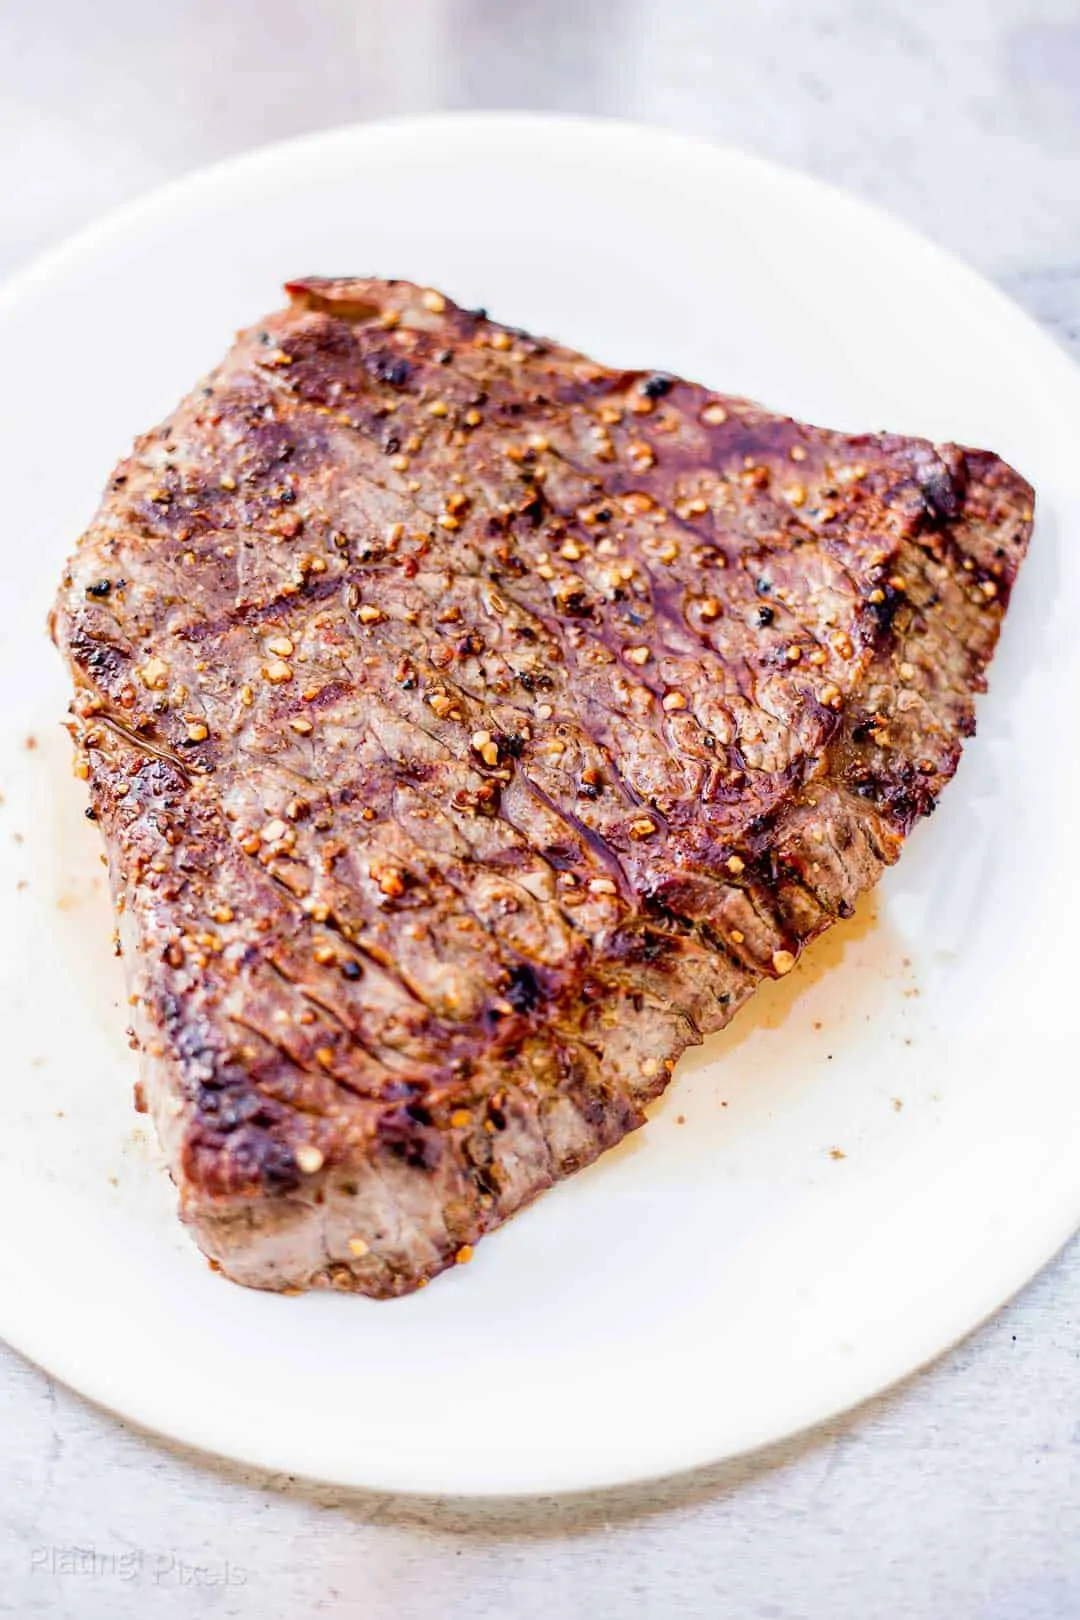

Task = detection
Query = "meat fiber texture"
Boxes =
[51,277,1033,1296]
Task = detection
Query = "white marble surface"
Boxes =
[2,2,1080,1614]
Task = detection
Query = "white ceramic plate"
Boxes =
[0,114,1077,1498]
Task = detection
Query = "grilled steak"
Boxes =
[51,277,1033,1296]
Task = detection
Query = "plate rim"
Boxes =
[3,108,1080,1499]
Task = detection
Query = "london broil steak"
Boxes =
[51,278,1033,1296]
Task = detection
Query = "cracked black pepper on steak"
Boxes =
[50,276,1033,1296]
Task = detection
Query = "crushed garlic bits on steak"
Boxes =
[50,277,1034,1296]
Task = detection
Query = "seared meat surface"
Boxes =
[51,278,1033,1295]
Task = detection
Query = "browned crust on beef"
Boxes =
[50,277,1033,1296]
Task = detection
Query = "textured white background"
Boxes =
[2,2,1080,1615]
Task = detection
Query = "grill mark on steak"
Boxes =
[98,712,194,779]
[52,276,1034,1296]
[291,598,658,911]
[333,696,615,959]
[229,709,554,1020]
[260,954,400,1087]
[124,400,803,848]
[509,770,633,898]
[426,427,826,794]
[227,820,460,1060]
[379,576,699,830]
[238,339,824,763]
